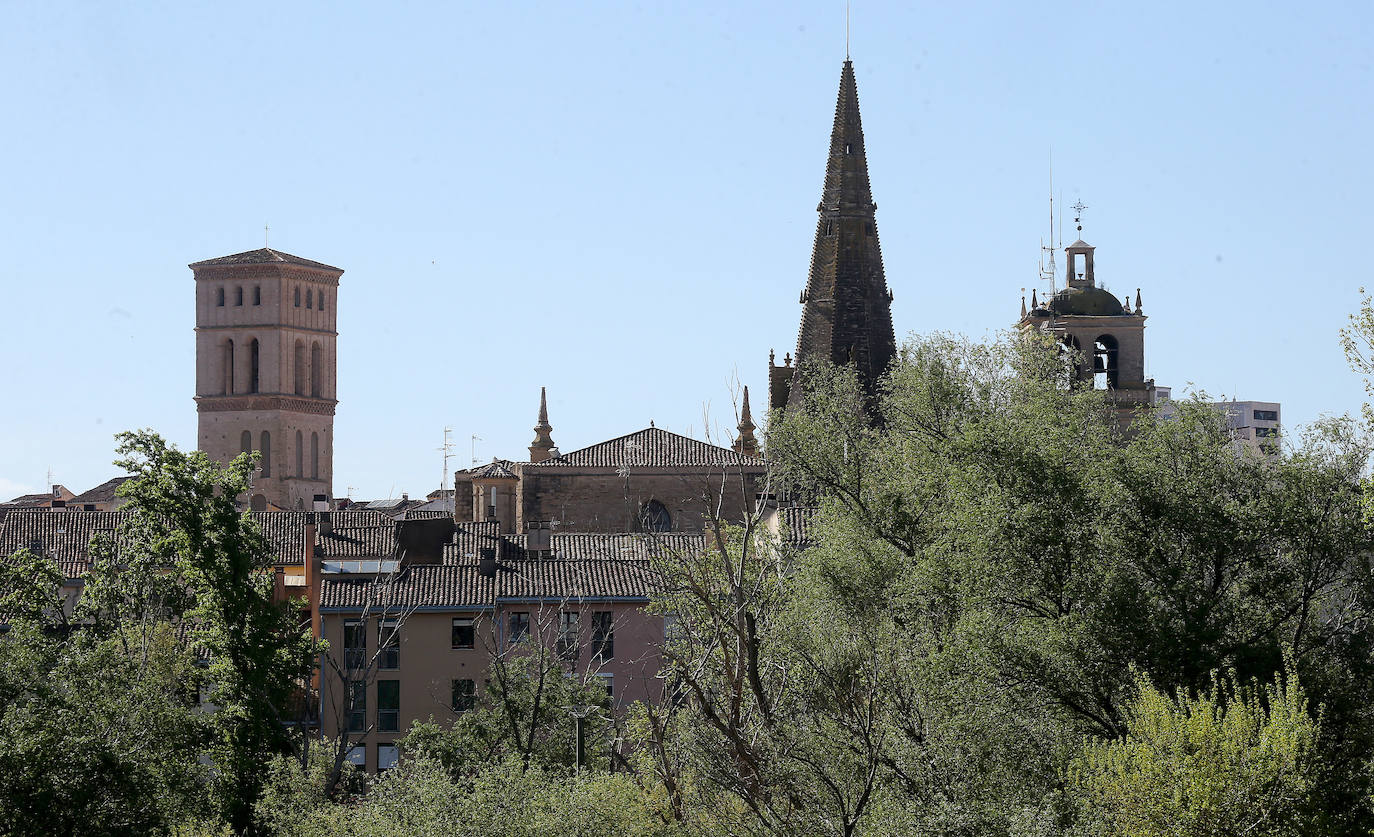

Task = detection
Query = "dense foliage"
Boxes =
[4,333,1374,835]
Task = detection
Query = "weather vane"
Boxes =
[1070,199,1087,235]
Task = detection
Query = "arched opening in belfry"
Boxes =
[248,339,260,394]
[294,286,301,307]
[253,285,261,306]
[311,432,320,480]
[1093,334,1120,390]
[306,289,313,309]
[260,431,271,477]
[235,286,244,306]
[223,339,235,394]
[295,430,304,477]
[293,340,306,395]
[1059,334,1085,382]
[310,342,322,397]
[216,287,225,307]
[240,431,252,457]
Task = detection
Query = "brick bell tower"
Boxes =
[191,248,342,510]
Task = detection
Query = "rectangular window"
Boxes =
[343,620,366,670]
[378,618,399,670]
[598,672,614,700]
[1254,409,1278,422]
[377,744,399,772]
[557,611,579,662]
[1255,427,1278,438]
[591,611,614,661]
[347,680,366,732]
[345,745,366,769]
[508,612,530,647]
[377,680,399,733]
[451,617,475,649]
[451,678,476,712]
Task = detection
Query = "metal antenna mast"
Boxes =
[470,434,482,466]
[1039,152,1058,293]
[438,427,454,495]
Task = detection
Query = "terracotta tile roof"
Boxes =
[779,506,817,547]
[468,460,519,480]
[188,247,342,272]
[320,562,495,611]
[0,510,134,578]
[67,476,133,505]
[531,427,767,469]
[1,493,55,508]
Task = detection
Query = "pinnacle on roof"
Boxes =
[776,59,897,413]
[529,386,557,463]
[188,248,343,273]
[733,386,759,456]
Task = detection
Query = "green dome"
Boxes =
[1048,286,1128,316]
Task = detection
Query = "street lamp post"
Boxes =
[567,704,596,772]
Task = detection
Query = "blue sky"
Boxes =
[2,1,1371,501]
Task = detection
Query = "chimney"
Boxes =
[313,494,331,535]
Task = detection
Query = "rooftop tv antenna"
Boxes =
[470,434,482,466]
[1038,152,1058,293]
[438,427,454,494]
[264,223,269,248]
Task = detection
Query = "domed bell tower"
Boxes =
[1020,206,1155,416]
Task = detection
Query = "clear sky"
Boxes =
[2,1,1371,501]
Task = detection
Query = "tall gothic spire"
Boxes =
[529,386,556,463]
[772,59,897,413]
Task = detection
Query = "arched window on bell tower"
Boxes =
[311,432,320,479]
[296,430,304,477]
[260,431,271,477]
[248,339,260,394]
[223,339,235,394]
[293,340,306,395]
[310,342,322,397]
[240,430,252,456]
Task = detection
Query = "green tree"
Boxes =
[1068,671,1320,836]
[112,430,319,832]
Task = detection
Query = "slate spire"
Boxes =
[772,60,897,413]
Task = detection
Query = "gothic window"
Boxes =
[252,285,261,306]
[318,292,326,313]
[216,287,225,307]
[223,339,235,394]
[294,287,301,307]
[306,289,313,309]
[248,339,260,394]
[240,430,252,456]
[293,340,306,395]
[311,432,320,480]
[235,286,243,306]
[311,343,322,397]
[295,430,304,477]
[639,500,671,533]
[260,431,271,477]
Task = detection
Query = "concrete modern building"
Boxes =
[191,248,342,511]
[1212,400,1281,456]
